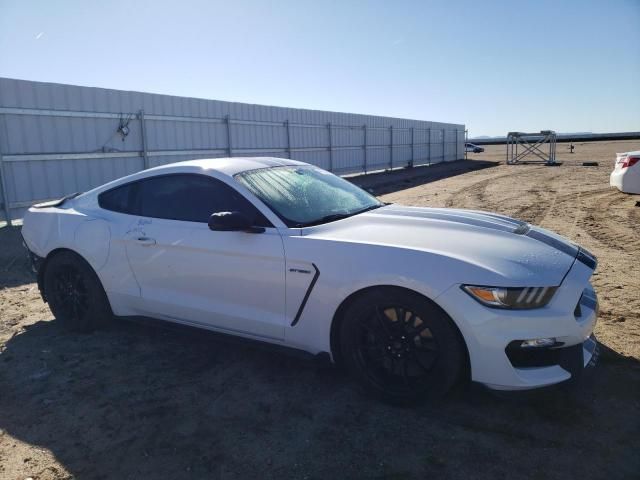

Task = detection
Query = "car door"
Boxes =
[122,173,286,340]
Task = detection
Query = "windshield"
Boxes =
[235,166,383,227]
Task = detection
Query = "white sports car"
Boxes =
[21,157,599,403]
[610,150,640,194]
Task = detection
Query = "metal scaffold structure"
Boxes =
[506,130,557,165]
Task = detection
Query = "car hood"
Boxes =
[302,204,580,286]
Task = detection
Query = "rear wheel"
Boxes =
[44,251,112,332]
[339,288,465,404]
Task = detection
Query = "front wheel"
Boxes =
[43,251,112,332]
[339,288,465,404]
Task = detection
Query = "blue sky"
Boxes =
[0,0,638,136]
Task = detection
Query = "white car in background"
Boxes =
[21,157,599,403]
[610,151,640,194]
[465,143,485,153]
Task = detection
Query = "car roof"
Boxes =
[148,156,309,177]
[75,156,312,201]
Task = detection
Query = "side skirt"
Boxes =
[115,314,333,366]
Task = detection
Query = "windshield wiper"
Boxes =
[352,204,385,215]
[294,204,384,228]
[294,213,351,228]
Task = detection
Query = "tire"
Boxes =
[43,251,112,332]
[339,287,465,405]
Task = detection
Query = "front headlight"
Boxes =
[462,285,557,309]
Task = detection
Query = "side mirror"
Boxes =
[208,211,265,233]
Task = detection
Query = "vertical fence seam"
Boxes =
[327,122,333,172]
[139,110,149,169]
[389,125,393,170]
[0,113,12,226]
[363,124,367,174]
[285,120,292,159]
[226,115,233,157]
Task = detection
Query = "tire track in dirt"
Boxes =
[443,166,557,225]
[536,186,640,252]
[443,170,526,210]
[575,191,640,252]
[510,187,554,225]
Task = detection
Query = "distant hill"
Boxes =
[471,132,593,140]
[469,131,640,145]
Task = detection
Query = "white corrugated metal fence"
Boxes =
[0,78,465,224]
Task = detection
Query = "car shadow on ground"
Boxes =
[1,317,638,479]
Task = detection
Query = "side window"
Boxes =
[98,183,138,214]
[136,174,272,226]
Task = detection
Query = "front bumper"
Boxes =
[436,258,598,390]
[495,334,599,390]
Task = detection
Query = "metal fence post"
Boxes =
[0,153,11,227]
[411,127,415,167]
[226,115,233,157]
[139,110,149,169]
[442,128,446,162]
[455,129,458,161]
[465,129,468,160]
[389,125,393,170]
[327,122,333,172]
[363,124,368,174]
[0,114,12,226]
[285,120,292,159]
[428,128,432,166]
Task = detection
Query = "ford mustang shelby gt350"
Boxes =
[21,157,599,402]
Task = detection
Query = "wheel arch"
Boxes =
[329,285,471,380]
[38,247,103,302]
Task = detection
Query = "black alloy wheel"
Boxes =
[44,251,112,332]
[340,288,464,404]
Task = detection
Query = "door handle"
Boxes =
[135,237,156,246]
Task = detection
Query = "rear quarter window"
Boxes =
[98,183,138,214]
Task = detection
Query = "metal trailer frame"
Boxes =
[506,130,557,165]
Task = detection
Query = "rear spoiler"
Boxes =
[32,192,81,209]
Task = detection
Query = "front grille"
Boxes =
[505,341,581,371]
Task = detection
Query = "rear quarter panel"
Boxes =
[22,206,111,273]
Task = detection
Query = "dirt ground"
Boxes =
[1,140,639,480]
